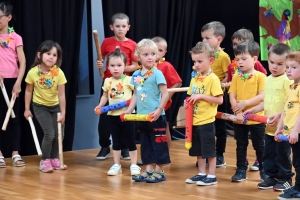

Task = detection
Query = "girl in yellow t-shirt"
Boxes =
[94,48,139,176]
[24,40,67,173]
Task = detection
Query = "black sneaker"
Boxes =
[273,179,292,191]
[278,186,300,199]
[96,148,110,160]
[250,160,259,171]
[257,177,278,189]
[216,155,226,168]
[259,169,269,182]
[186,174,207,184]
[231,169,247,182]
[121,149,130,160]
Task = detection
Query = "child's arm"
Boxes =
[288,116,300,144]
[124,62,139,73]
[232,91,264,113]
[14,46,26,96]
[124,89,137,114]
[188,94,223,105]
[168,82,182,100]
[94,91,108,111]
[244,102,264,114]
[274,111,284,141]
[221,73,228,83]
[58,84,66,124]
[149,84,168,122]
[24,83,33,120]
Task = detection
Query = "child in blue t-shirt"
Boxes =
[124,39,170,183]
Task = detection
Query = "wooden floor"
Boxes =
[0,137,285,200]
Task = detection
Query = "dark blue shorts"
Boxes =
[137,116,171,165]
[189,122,216,158]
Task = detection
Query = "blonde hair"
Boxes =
[134,39,158,58]
[189,42,215,58]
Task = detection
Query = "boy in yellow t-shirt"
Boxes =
[228,40,266,182]
[201,21,230,167]
[244,43,293,191]
[185,42,223,186]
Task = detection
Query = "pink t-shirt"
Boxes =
[0,32,23,78]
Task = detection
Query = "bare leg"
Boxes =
[129,150,137,165]
[197,156,206,174]
[113,150,121,165]
[208,156,216,175]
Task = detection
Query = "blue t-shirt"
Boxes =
[131,67,166,115]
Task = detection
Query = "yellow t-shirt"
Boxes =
[228,71,265,125]
[103,75,134,116]
[283,84,300,135]
[264,74,292,135]
[187,73,223,126]
[25,65,67,106]
[211,49,230,81]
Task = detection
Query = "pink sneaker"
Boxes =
[50,158,67,170]
[39,159,53,173]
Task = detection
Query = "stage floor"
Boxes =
[0,137,285,199]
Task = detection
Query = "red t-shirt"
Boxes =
[101,37,137,80]
[227,60,267,82]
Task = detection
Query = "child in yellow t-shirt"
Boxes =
[228,40,266,182]
[185,42,223,186]
[94,48,140,176]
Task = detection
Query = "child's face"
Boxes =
[0,10,11,31]
[138,47,157,69]
[191,52,214,74]
[286,59,300,83]
[268,52,287,77]
[108,57,125,79]
[201,29,221,49]
[235,53,257,73]
[155,42,167,62]
[232,38,244,50]
[39,47,58,68]
[110,19,130,40]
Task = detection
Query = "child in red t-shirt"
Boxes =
[95,13,138,160]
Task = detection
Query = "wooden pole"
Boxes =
[28,117,42,155]
[0,81,15,118]
[2,93,16,131]
[57,113,64,169]
[93,30,104,78]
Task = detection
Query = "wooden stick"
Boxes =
[28,117,42,155]
[2,93,16,131]
[0,81,15,118]
[167,87,189,93]
[93,30,104,78]
[57,112,64,169]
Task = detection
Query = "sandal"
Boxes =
[145,171,166,183]
[0,156,6,168]
[12,155,25,167]
[132,170,154,182]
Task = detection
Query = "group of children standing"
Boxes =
[1,0,300,198]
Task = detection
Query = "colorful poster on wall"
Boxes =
[259,0,300,60]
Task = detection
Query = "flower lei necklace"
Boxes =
[290,83,299,90]
[157,57,165,65]
[238,69,253,81]
[231,58,238,73]
[0,27,14,48]
[36,65,59,87]
[133,66,155,86]
[192,71,213,82]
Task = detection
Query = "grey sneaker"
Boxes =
[96,148,110,160]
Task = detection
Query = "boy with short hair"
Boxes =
[96,13,138,160]
[245,43,293,190]
[275,51,300,199]
[151,36,182,148]
[185,42,223,186]
[228,40,266,182]
[201,21,230,167]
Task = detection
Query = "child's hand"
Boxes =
[188,94,202,104]
[57,113,65,124]
[243,108,254,116]
[12,83,21,97]
[122,109,132,115]
[274,129,282,142]
[24,110,33,120]
[150,108,162,122]
[288,131,299,144]
[96,60,104,69]
[232,100,246,113]
[267,113,280,126]
[183,99,188,108]
[94,105,100,113]
[235,112,244,124]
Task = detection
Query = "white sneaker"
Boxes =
[107,164,122,176]
[130,164,141,175]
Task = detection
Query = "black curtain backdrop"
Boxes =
[101,0,265,134]
[1,0,84,157]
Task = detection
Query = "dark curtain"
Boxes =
[1,0,84,157]
[102,0,198,131]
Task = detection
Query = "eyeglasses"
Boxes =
[0,14,8,19]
